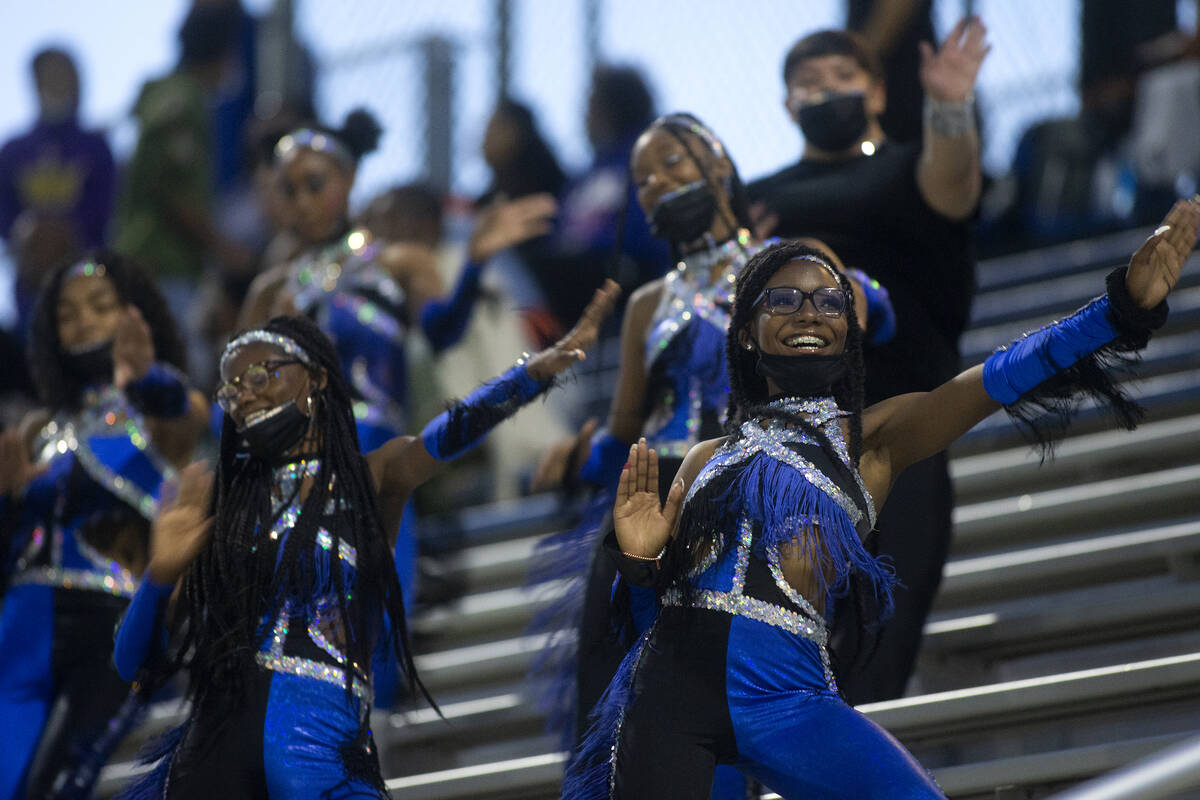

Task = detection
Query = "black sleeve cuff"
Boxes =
[603,530,659,588]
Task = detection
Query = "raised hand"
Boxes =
[112,306,156,389]
[1127,198,1200,310]
[613,439,683,559]
[468,193,557,263]
[531,417,600,492]
[525,280,621,382]
[919,16,990,103]
[0,429,42,497]
[146,462,214,586]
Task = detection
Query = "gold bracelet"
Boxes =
[620,546,666,566]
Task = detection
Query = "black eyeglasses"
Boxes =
[754,286,847,317]
[216,359,301,412]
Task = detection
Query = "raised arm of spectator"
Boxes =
[915,16,990,221]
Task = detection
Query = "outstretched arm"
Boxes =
[864,199,1200,491]
[416,194,557,351]
[915,16,989,221]
[368,281,620,531]
[113,463,213,681]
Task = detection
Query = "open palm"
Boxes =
[613,440,683,560]
[525,280,620,381]
[1126,198,1200,310]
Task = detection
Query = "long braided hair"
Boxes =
[659,240,880,681]
[28,251,187,413]
[170,315,426,709]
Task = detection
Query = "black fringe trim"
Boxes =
[998,266,1168,455]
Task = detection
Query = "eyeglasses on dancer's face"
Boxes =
[216,359,302,412]
[754,286,848,318]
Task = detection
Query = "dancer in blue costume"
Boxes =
[0,253,207,800]
[529,114,893,773]
[566,198,1200,799]
[111,281,619,799]
[239,110,557,699]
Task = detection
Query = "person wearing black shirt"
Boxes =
[748,19,989,704]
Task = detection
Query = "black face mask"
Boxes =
[649,180,718,245]
[238,400,311,459]
[62,340,114,385]
[797,92,869,153]
[756,351,846,398]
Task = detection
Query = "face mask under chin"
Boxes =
[61,339,114,386]
[237,400,312,459]
[755,351,847,399]
[649,180,719,245]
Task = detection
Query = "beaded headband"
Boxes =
[221,331,314,374]
[66,259,107,279]
[274,128,355,169]
[657,114,727,159]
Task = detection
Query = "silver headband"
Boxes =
[221,330,314,374]
[274,128,355,169]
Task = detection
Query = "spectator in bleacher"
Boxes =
[0,47,115,341]
[554,66,668,324]
[0,252,206,799]
[747,19,989,704]
[115,2,251,385]
[574,200,1199,797]
[479,98,571,342]
[111,284,619,797]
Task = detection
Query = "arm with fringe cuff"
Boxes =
[419,261,484,352]
[124,363,190,419]
[983,265,1168,440]
[576,429,631,494]
[113,577,173,682]
[846,268,896,346]
[420,360,551,462]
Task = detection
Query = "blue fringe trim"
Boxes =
[711,451,895,620]
[524,491,612,749]
[561,627,650,800]
[114,717,191,800]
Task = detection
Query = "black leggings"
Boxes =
[25,592,141,800]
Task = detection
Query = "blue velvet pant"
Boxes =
[610,607,945,799]
[163,666,385,800]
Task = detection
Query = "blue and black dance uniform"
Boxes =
[113,361,551,799]
[0,375,183,800]
[565,398,941,799]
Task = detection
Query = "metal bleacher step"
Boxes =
[383,653,1200,799]
[951,463,1200,554]
[950,412,1200,502]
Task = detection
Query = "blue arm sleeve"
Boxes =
[113,577,174,682]
[983,296,1119,404]
[419,261,484,352]
[845,268,896,346]
[576,430,631,494]
[420,362,549,462]
[124,363,190,418]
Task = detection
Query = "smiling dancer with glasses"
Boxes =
[565,199,1199,799]
[110,276,618,799]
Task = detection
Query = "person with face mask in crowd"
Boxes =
[529,114,891,799]
[0,253,207,799]
[747,19,989,704]
[566,199,1198,799]
[109,280,618,799]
